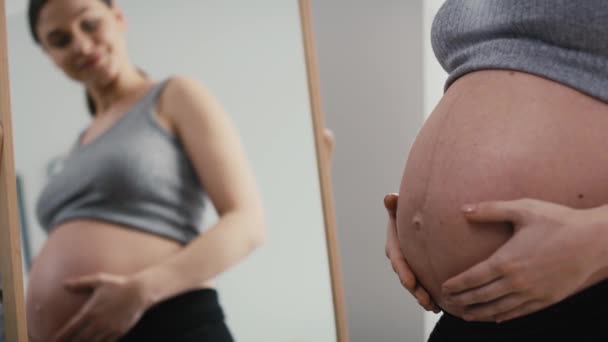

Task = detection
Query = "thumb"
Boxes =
[461,199,530,226]
[384,193,399,217]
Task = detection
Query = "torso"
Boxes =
[26,80,208,341]
[26,221,187,340]
[396,69,608,314]
[79,82,174,147]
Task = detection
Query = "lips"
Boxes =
[79,53,102,70]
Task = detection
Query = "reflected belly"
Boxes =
[396,70,608,313]
[26,220,182,341]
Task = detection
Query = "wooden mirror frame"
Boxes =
[0,0,348,340]
[0,0,28,339]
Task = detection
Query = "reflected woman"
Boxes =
[26,0,265,341]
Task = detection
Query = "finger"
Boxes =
[392,253,417,291]
[385,203,400,259]
[415,284,441,313]
[494,300,544,323]
[462,293,526,321]
[447,277,513,306]
[53,301,96,341]
[103,332,122,342]
[462,199,530,225]
[57,322,93,342]
[426,298,442,313]
[64,273,105,291]
[91,331,117,342]
[75,322,103,342]
[384,193,399,216]
[88,334,104,342]
[442,255,504,295]
[88,332,112,342]
[414,286,435,311]
[54,314,92,342]
[386,223,417,291]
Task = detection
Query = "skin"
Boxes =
[28,1,265,341]
[384,193,440,314]
[386,195,608,322]
[442,199,608,322]
[385,70,608,323]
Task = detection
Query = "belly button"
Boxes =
[412,212,424,230]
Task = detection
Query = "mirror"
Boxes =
[0,0,347,341]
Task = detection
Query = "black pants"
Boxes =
[428,281,608,341]
[120,289,234,342]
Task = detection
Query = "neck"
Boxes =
[86,64,153,115]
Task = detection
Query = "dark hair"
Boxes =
[28,0,113,44]
[28,0,113,116]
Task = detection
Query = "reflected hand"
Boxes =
[53,273,148,342]
[442,198,600,322]
[384,193,440,313]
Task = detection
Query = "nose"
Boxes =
[71,31,93,56]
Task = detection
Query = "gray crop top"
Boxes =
[432,0,608,103]
[36,79,206,244]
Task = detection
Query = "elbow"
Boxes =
[247,209,267,251]
[225,202,266,252]
[251,217,267,250]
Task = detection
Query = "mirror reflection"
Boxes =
[6,0,338,341]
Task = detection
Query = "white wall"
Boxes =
[4,0,26,17]
[7,1,337,341]
[310,1,426,341]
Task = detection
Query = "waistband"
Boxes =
[121,288,226,341]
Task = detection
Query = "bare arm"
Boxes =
[132,76,266,307]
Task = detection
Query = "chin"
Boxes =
[80,69,119,89]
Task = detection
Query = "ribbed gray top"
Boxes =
[432,0,608,102]
[36,79,206,244]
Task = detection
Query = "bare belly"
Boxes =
[25,220,202,341]
[396,70,608,313]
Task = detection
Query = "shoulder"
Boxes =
[160,75,211,107]
[156,75,216,124]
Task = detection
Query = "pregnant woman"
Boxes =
[26,0,265,341]
[386,1,608,340]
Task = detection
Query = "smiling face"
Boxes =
[35,0,129,87]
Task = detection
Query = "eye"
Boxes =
[81,19,100,32]
[49,33,72,48]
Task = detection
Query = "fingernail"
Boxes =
[496,316,508,324]
[461,204,476,213]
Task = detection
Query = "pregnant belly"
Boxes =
[25,220,183,341]
[396,70,608,313]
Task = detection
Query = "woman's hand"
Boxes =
[384,193,440,313]
[53,273,149,342]
[442,198,604,322]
